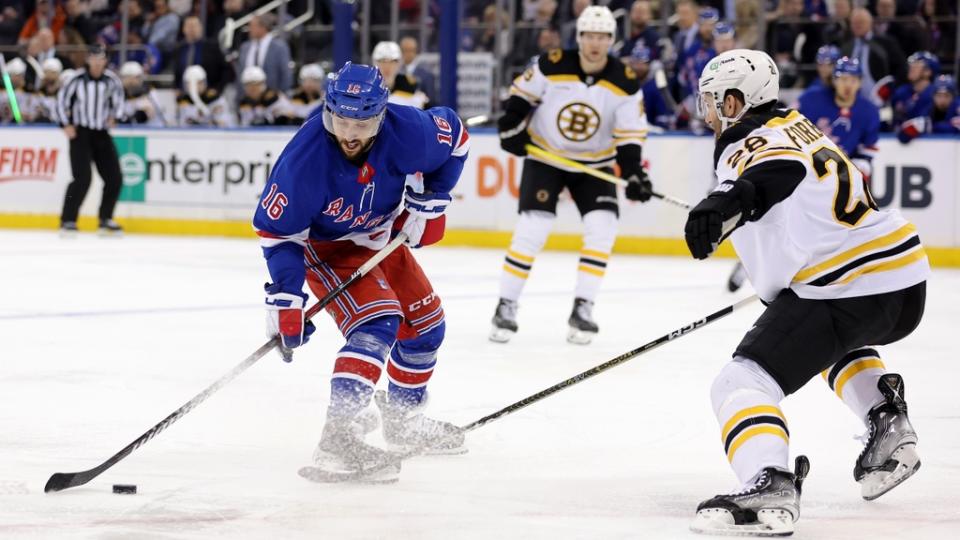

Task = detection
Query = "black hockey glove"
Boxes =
[624,170,654,202]
[684,180,756,260]
[498,120,531,157]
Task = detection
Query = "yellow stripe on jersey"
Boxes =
[529,132,617,161]
[727,425,790,463]
[546,74,580,84]
[595,80,628,96]
[738,149,810,175]
[833,358,885,398]
[763,110,801,128]
[612,128,649,136]
[720,405,786,443]
[832,247,928,286]
[392,90,414,99]
[792,223,918,283]
[510,84,541,102]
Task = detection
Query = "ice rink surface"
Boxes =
[2,230,959,540]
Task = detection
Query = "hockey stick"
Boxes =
[44,233,408,493]
[0,55,23,125]
[524,145,691,210]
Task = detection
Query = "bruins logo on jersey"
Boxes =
[556,102,600,142]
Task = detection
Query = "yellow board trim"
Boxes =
[727,425,790,462]
[721,405,786,443]
[506,249,535,264]
[793,223,918,282]
[2,215,959,267]
[577,264,605,277]
[502,264,529,279]
[834,358,885,398]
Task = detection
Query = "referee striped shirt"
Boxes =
[56,69,125,130]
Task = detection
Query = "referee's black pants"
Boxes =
[60,127,123,224]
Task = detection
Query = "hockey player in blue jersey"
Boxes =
[892,51,939,138]
[804,45,840,95]
[624,45,674,129]
[253,62,470,480]
[798,57,880,181]
[931,75,960,134]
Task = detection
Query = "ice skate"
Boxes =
[374,390,466,455]
[299,419,401,484]
[727,262,748,292]
[489,298,518,343]
[59,221,78,239]
[97,219,123,237]
[855,373,920,500]
[691,455,810,537]
[567,297,598,345]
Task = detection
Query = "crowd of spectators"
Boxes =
[0,0,958,137]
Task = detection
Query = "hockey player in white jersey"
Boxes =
[372,40,430,109]
[31,58,62,123]
[118,62,168,127]
[491,5,655,345]
[0,58,36,123]
[176,65,234,127]
[684,49,929,536]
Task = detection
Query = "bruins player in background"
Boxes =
[491,5,654,345]
[372,40,430,109]
[685,49,928,536]
[177,66,234,127]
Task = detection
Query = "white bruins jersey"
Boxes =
[32,86,60,123]
[715,108,930,303]
[177,89,235,127]
[121,87,167,127]
[238,89,294,126]
[388,73,429,109]
[0,89,37,123]
[510,49,648,170]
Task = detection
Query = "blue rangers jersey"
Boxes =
[253,104,470,295]
[932,97,960,134]
[892,83,934,124]
[798,86,879,169]
[641,77,672,129]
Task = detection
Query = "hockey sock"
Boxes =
[387,321,444,408]
[712,356,790,485]
[822,347,887,425]
[574,210,617,301]
[328,317,399,421]
[500,210,554,302]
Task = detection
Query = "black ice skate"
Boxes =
[374,390,466,455]
[98,219,123,237]
[299,419,401,484]
[691,455,810,537]
[567,297,598,345]
[727,262,748,292]
[489,297,519,343]
[59,221,78,239]
[855,373,920,500]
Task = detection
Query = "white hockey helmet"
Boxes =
[372,41,402,63]
[59,68,77,86]
[241,65,267,84]
[5,57,26,76]
[42,57,63,74]
[576,5,617,44]
[697,49,780,132]
[299,63,325,82]
[119,61,144,79]
[183,65,207,85]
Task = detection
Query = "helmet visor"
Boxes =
[323,108,385,141]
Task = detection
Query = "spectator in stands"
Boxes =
[0,1,24,47]
[508,0,558,73]
[842,7,907,95]
[237,66,293,126]
[559,0,590,49]
[24,29,72,88]
[930,75,960,134]
[174,15,232,92]
[623,45,674,130]
[98,0,146,47]
[671,0,699,67]
[822,0,852,46]
[772,0,822,87]
[0,58,37,123]
[874,0,926,57]
[143,0,180,56]
[289,63,324,125]
[918,0,957,63]
[475,4,511,56]
[805,0,829,19]
[237,13,293,92]
[18,0,66,43]
[679,8,718,101]
[892,51,938,128]
[177,65,234,127]
[373,41,430,109]
[621,1,661,60]
[63,0,96,44]
[118,61,167,126]
[803,44,840,95]
[32,57,63,123]
[400,36,437,104]
[734,0,761,49]
[114,27,163,74]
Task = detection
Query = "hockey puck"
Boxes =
[112,484,137,494]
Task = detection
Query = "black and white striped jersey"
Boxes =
[56,69,125,130]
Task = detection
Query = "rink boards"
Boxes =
[0,125,958,265]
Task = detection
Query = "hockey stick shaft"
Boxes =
[44,234,408,493]
[459,295,758,433]
[524,145,691,209]
[0,55,23,124]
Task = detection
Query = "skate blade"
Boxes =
[566,327,596,345]
[97,230,123,238]
[691,508,794,537]
[861,444,921,501]
[386,442,469,456]
[298,464,400,484]
[59,230,79,239]
[489,326,516,343]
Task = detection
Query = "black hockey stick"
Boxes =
[44,233,408,493]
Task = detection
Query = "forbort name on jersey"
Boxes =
[783,117,826,147]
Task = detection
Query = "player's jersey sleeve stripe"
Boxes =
[451,122,470,157]
[738,149,809,175]
[255,227,309,248]
[792,223,917,282]
[509,84,540,102]
[595,80,628,97]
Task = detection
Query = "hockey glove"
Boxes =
[265,283,316,362]
[685,180,756,260]
[897,117,927,144]
[625,171,654,202]
[394,186,452,248]
[498,116,532,157]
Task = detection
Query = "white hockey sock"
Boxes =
[574,209,617,302]
[500,210,554,302]
[822,347,887,425]
[712,357,790,485]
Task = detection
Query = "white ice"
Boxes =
[1,230,959,539]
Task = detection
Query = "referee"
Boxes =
[57,45,126,235]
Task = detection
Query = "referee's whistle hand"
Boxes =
[63,125,76,140]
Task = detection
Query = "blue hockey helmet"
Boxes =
[324,62,389,121]
[816,45,840,65]
[833,56,862,78]
[907,51,940,76]
[933,75,957,95]
[629,44,651,63]
[698,7,720,23]
[712,21,735,40]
